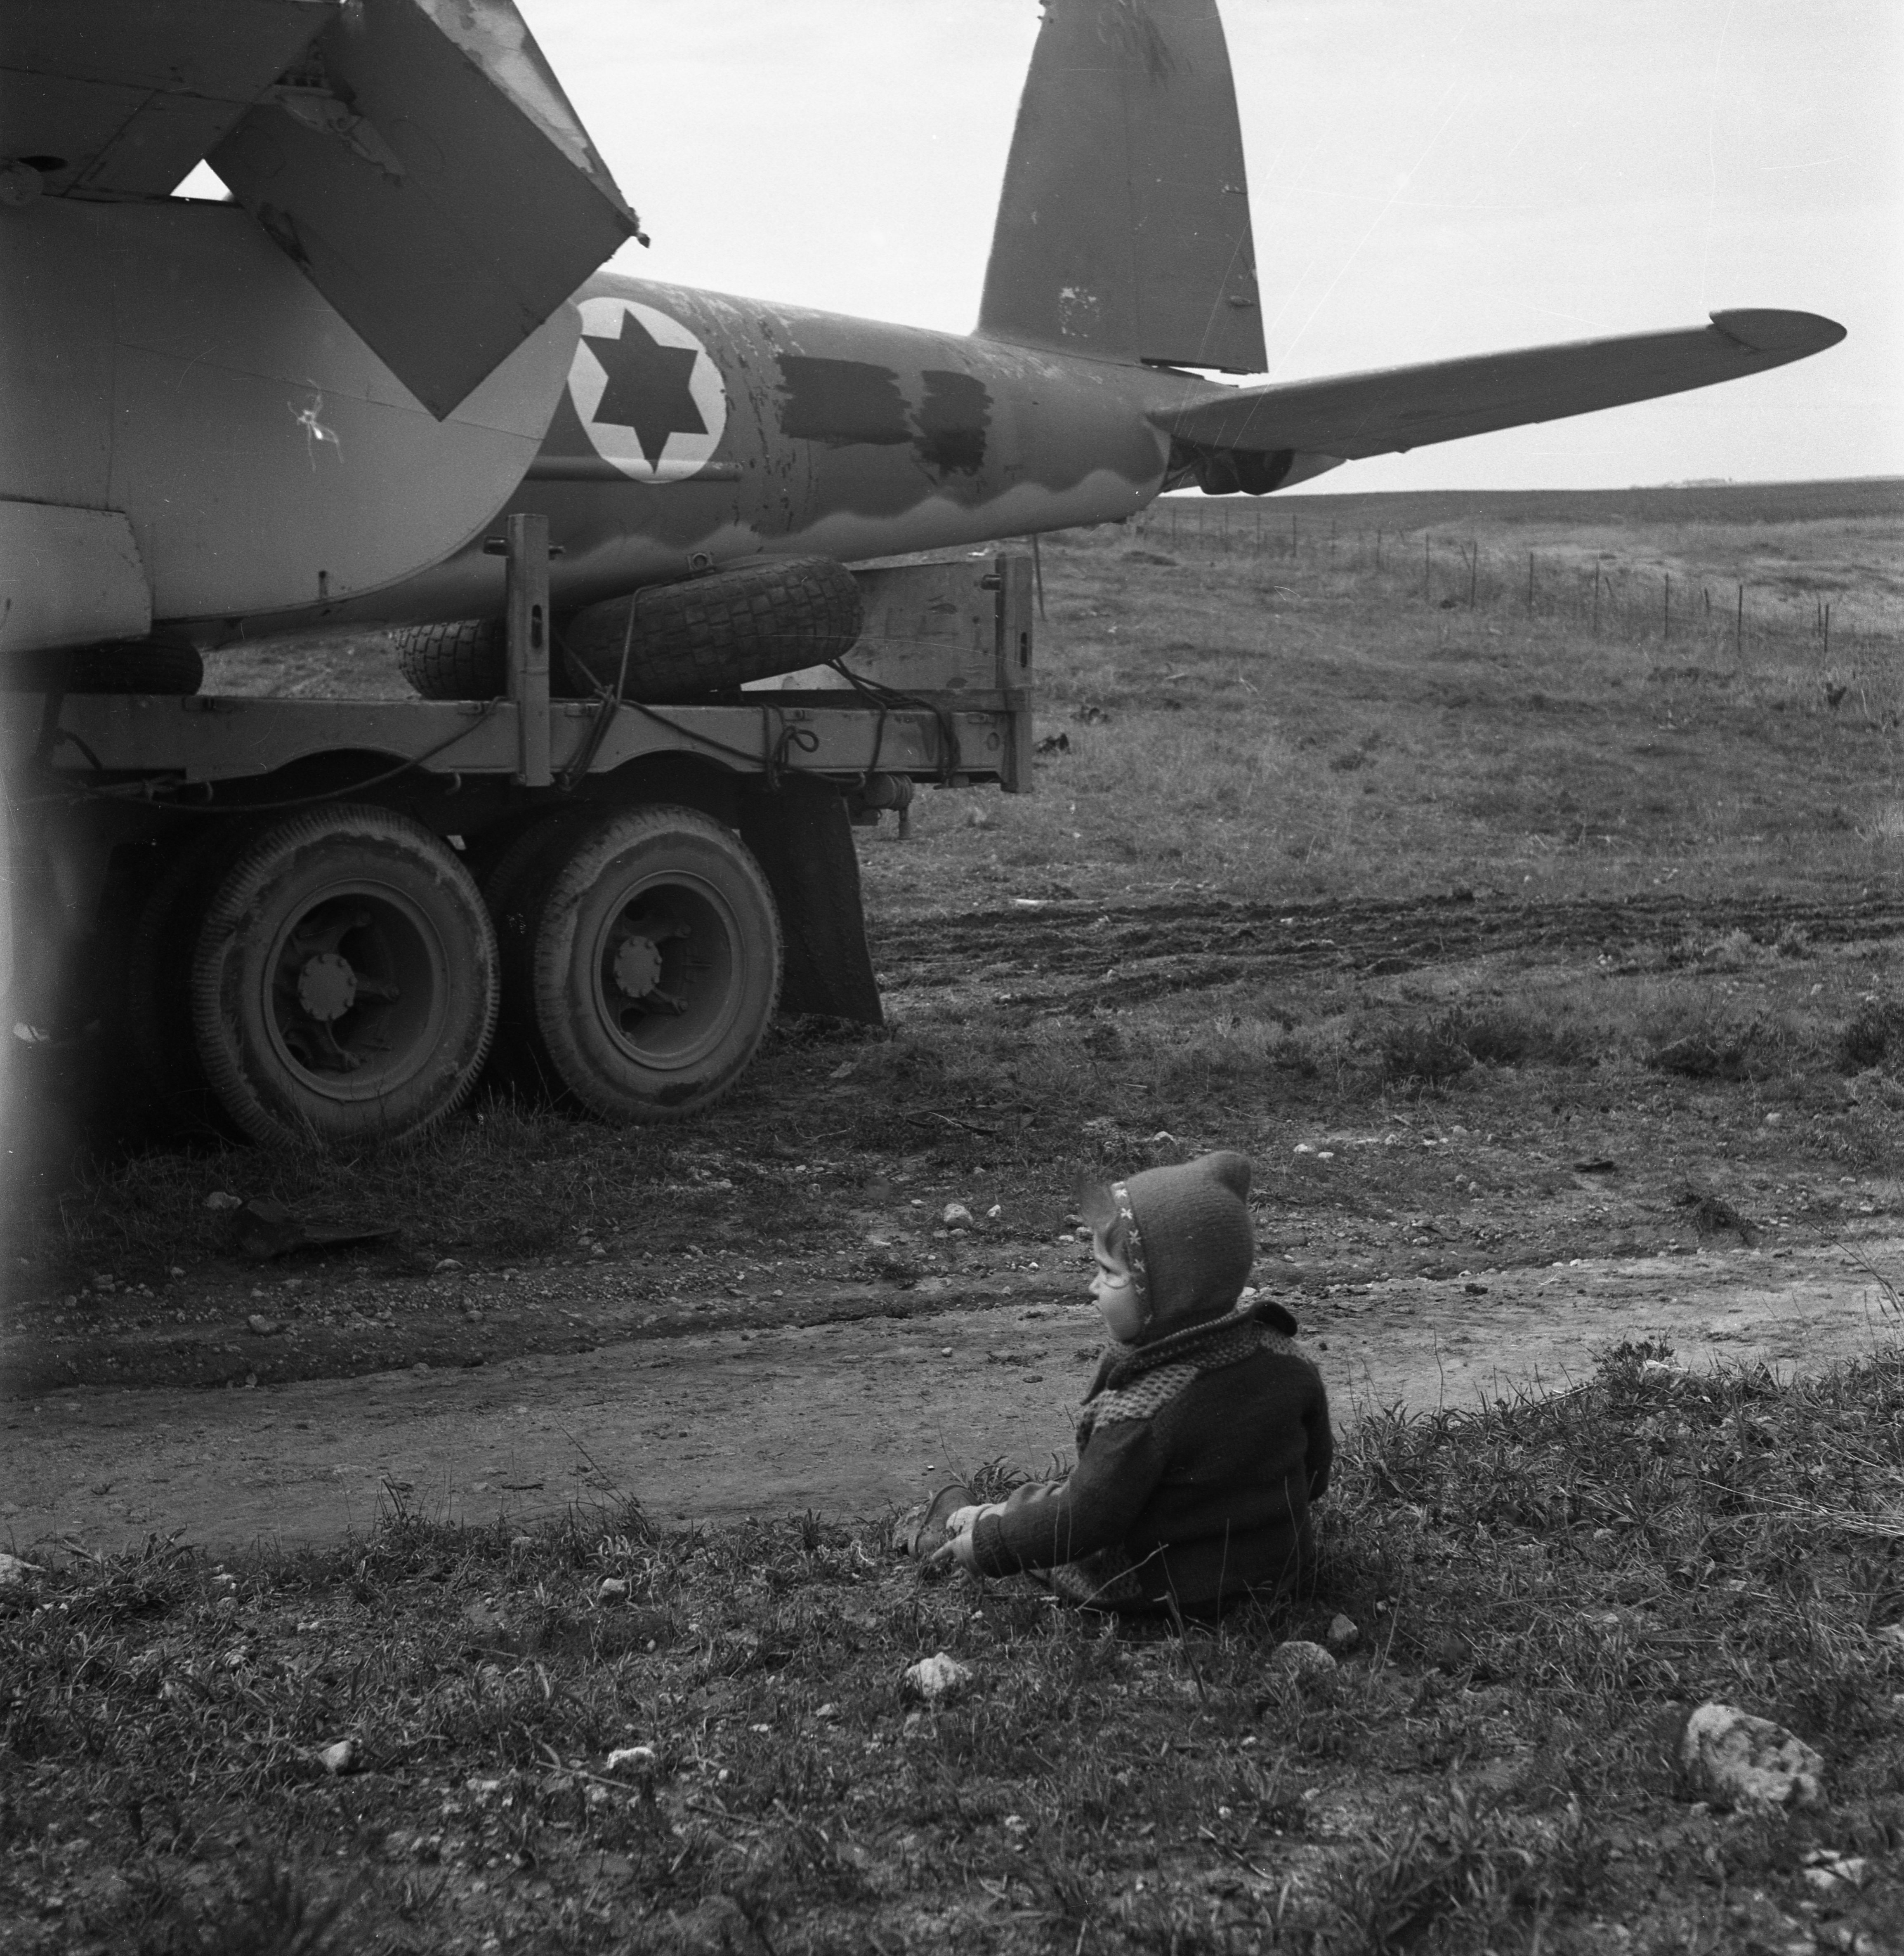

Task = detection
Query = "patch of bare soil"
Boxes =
[8,1229,1899,1556]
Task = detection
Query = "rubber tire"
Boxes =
[395,618,597,702]
[489,805,782,1122]
[564,556,864,702]
[3,641,203,694]
[395,620,504,701]
[187,805,499,1148]
[122,823,263,1136]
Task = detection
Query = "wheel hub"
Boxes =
[297,950,358,1022]
[611,934,665,1000]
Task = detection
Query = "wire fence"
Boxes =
[1122,499,1899,675]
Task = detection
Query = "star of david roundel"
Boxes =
[568,297,728,483]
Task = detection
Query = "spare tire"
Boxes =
[566,556,862,702]
[396,619,504,701]
[395,619,594,702]
[2,640,203,694]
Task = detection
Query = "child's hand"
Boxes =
[927,1504,997,1574]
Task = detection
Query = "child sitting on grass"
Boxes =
[928,1149,1332,1614]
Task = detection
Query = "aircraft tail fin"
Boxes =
[977,0,1264,373]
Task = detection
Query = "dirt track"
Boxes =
[873,889,1904,1012]
[7,1233,1897,1558]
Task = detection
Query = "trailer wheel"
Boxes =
[188,806,499,1148]
[122,824,260,1135]
[490,806,781,1121]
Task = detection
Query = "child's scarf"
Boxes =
[1076,1297,1300,1442]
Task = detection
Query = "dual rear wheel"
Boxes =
[125,802,781,1146]
[485,806,781,1122]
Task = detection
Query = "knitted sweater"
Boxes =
[970,1299,1332,1611]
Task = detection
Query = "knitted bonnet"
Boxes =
[1089,1149,1255,1337]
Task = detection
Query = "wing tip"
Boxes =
[1709,309,1847,356]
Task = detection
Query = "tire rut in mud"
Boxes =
[870,891,1904,1013]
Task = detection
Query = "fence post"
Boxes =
[1736,583,1744,657]
[1663,572,1670,644]
[1467,540,1477,609]
[1423,533,1431,599]
[1824,601,1831,663]
[1527,551,1534,612]
[1592,565,1600,637]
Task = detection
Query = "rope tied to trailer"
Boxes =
[823,657,962,787]
[757,702,820,792]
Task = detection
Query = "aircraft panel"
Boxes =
[0,503,149,654]
[1,200,577,647]
[0,0,334,198]
[210,0,637,419]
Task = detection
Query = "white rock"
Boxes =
[246,1314,281,1336]
[1874,1623,1904,1650]
[1269,1640,1338,1678]
[903,1652,974,1702]
[204,1191,243,1211]
[1678,1701,1823,1812]
[597,1577,630,1600]
[432,1258,463,1274]
[318,1737,361,1775]
[986,1204,1002,1220]
[940,1203,974,1229]
[606,1744,656,1772]
[0,1553,42,1587]
[1326,1613,1359,1652]
[1801,1848,1868,1894]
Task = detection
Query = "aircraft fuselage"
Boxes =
[264,273,1209,639]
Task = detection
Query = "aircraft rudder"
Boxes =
[977,0,1265,375]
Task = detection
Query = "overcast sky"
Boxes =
[529,2,1897,493]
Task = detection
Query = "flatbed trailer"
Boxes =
[0,540,1033,1148]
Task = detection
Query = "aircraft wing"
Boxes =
[3,0,640,419]
[1154,310,1846,459]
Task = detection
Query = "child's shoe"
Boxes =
[896,1482,974,1558]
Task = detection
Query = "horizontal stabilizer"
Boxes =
[208,0,638,417]
[1154,311,1846,458]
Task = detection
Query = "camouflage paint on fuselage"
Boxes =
[312,274,1212,630]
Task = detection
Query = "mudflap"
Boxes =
[737,777,883,1025]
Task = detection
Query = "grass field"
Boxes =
[8,481,1904,1951]
[9,1349,1904,1952]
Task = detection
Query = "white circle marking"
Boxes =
[567,297,728,484]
